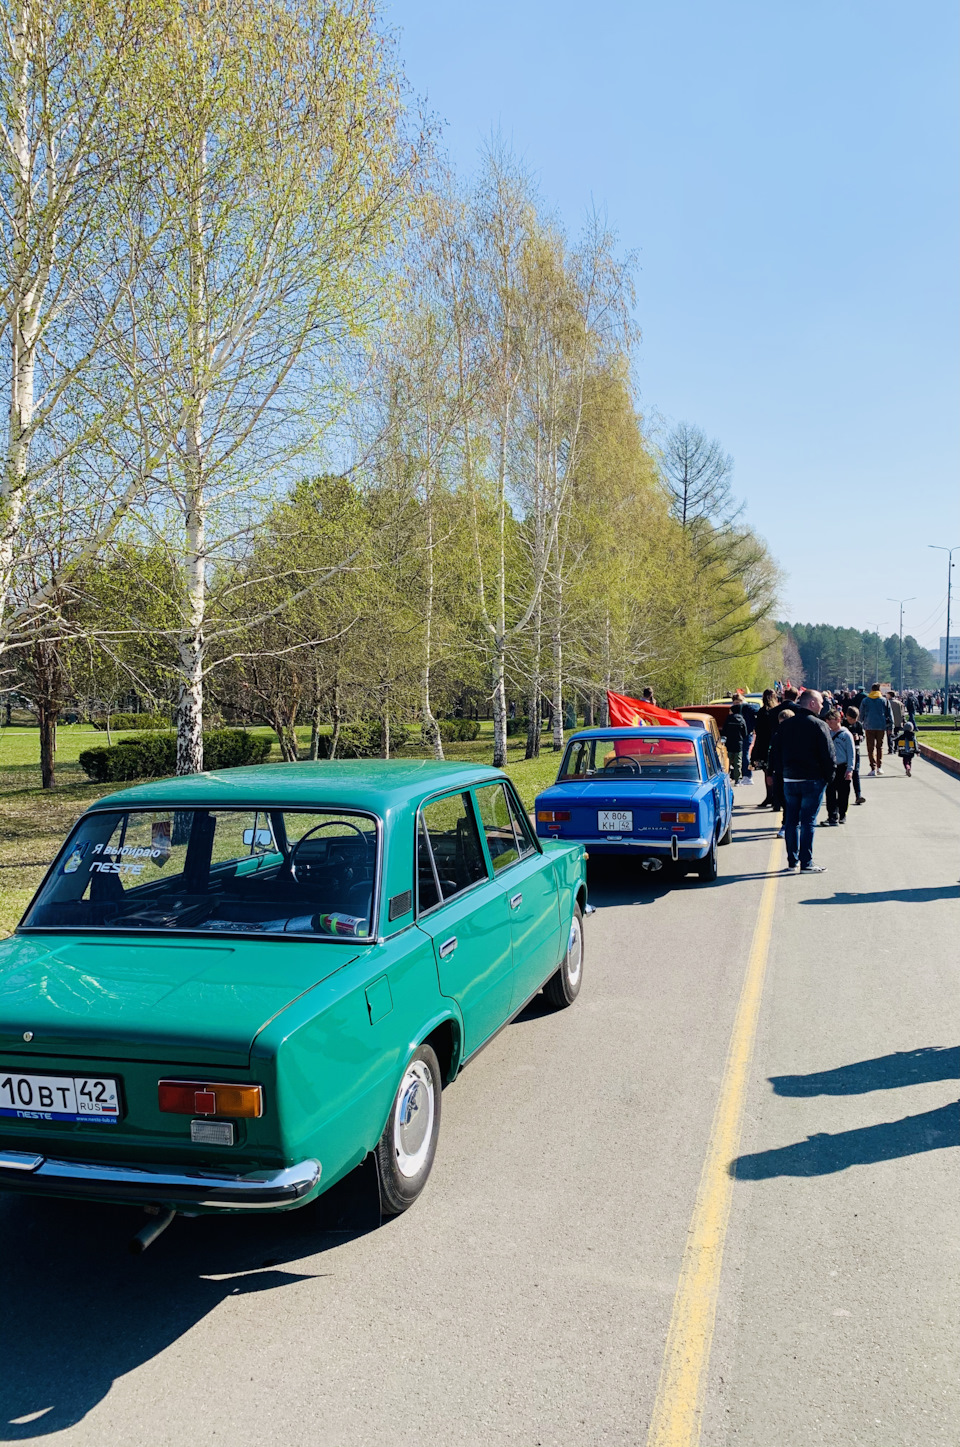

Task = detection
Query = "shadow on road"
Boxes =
[0,1164,381,1439]
[771,1046,960,1097]
[584,859,674,908]
[799,885,960,906]
[730,1101,959,1179]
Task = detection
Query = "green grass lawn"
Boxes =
[918,730,960,761]
[0,721,568,936]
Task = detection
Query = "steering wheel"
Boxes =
[603,756,641,774]
[288,820,370,883]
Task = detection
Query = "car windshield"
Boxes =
[559,735,701,783]
[22,808,378,939]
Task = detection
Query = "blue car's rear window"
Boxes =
[559,736,701,783]
[22,808,378,939]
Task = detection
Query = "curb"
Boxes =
[918,743,960,777]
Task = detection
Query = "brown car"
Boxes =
[678,711,730,773]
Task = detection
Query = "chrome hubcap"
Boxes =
[566,917,582,986]
[393,1061,435,1178]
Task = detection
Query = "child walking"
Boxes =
[895,721,919,776]
[822,709,855,824]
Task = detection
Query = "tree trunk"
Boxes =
[492,645,508,769]
[550,578,563,751]
[1,20,36,639]
[309,697,322,761]
[525,597,541,760]
[421,458,444,760]
[38,703,57,790]
[382,692,391,760]
[329,674,342,759]
[176,129,208,776]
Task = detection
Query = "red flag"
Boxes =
[605,689,686,727]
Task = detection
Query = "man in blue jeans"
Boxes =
[769,689,837,873]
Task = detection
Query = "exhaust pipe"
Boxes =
[641,858,662,872]
[130,1207,176,1254]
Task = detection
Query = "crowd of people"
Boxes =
[719,683,922,874]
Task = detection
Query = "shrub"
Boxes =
[436,717,481,742]
[203,729,273,769]
[315,720,409,759]
[93,712,172,731]
[506,716,531,737]
[78,728,272,782]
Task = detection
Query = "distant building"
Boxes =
[937,636,960,665]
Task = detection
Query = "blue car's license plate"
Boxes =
[598,810,632,832]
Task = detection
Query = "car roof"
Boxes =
[566,726,703,741]
[84,759,507,815]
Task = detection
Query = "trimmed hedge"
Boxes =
[506,716,531,737]
[78,728,272,782]
[93,712,171,731]
[315,720,409,759]
[436,717,481,742]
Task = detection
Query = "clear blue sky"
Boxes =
[386,0,960,650]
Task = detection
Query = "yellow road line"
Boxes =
[645,834,782,1447]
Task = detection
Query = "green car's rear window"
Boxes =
[22,807,378,939]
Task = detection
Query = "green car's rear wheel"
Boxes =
[544,904,584,1009]
[376,1043,442,1215]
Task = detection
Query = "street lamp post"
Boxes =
[870,621,890,683]
[886,596,916,694]
[929,545,958,715]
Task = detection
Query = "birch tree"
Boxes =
[114,0,414,773]
[0,0,160,656]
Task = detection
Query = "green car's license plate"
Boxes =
[0,1070,120,1123]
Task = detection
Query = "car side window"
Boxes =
[417,816,441,911]
[474,783,522,873]
[505,787,537,858]
[703,738,719,778]
[419,792,488,907]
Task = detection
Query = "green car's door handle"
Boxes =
[509,892,523,909]
[438,936,458,959]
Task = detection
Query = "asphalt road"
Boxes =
[1,758,958,1446]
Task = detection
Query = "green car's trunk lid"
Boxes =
[0,935,357,1067]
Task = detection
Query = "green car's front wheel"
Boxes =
[376,1043,442,1215]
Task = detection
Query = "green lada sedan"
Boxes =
[0,760,587,1227]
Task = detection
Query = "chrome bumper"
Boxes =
[543,835,710,857]
[0,1149,321,1210]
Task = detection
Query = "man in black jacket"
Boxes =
[769,689,837,873]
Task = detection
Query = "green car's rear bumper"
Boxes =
[0,1148,321,1211]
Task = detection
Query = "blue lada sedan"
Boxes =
[534,727,733,881]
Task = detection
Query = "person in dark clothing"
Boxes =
[751,689,779,807]
[722,702,748,783]
[895,720,919,776]
[738,694,764,787]
[843,706,866,804]
[769,689,837,873]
